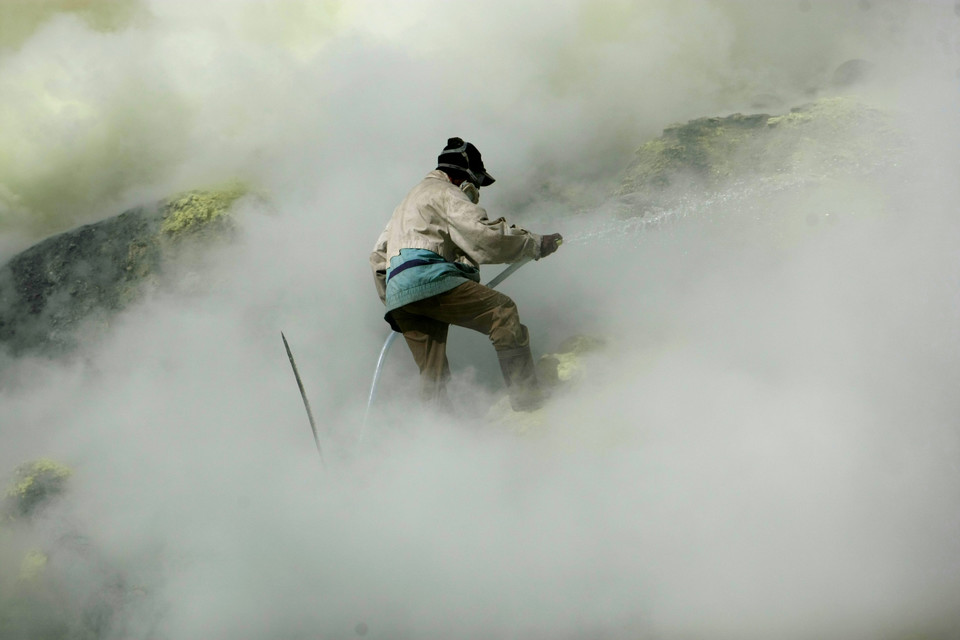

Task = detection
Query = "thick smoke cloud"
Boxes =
[2,0,946,244]
[2,1,959,639]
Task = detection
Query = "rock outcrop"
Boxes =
[0,185,247,356]
[616,96,902,213]
[2,458,72,521]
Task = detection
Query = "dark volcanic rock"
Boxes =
[616,97,902,214]
[0,187,246,356]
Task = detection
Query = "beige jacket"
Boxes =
[370,170,542,303]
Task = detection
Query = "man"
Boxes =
[370,137,562,412]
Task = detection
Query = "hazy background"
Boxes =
[2,1,959,638]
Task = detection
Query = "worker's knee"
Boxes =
[488,301,529,351]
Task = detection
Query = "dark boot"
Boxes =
[497,345,546,411]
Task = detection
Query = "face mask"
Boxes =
[460,181,480,204]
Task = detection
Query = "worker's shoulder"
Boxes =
[413,169,452,189]
[421,171,458,193]
[406,171,464,204]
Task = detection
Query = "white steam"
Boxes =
[2,1,960,639]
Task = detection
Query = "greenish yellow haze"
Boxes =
[0,0,142,51]
[236,0,345,60]
[0,0,176,240]
[0,0,952,245]
[0,0,345,243]
[554,1,888,102]
[0,57,190,238]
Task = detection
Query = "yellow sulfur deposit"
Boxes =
[18,548,48,582]
[160,184,248,236]
[4,458,72,519]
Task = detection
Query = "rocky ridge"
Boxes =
[616,96,902,214]
[0,185,247,356]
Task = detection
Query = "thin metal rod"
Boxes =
[281,332,325,468]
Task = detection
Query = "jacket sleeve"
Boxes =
[443,190,542,265]
[370,224,390,304]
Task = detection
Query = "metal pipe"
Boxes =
[282,332,325,468]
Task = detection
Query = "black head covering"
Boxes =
[436,137,495,187]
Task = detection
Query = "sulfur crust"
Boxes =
[160,184,248,236]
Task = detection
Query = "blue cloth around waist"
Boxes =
[384,249,480,313]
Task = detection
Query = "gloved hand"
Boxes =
[540,233,563,258]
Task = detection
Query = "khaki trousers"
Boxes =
[389,280,536,408]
